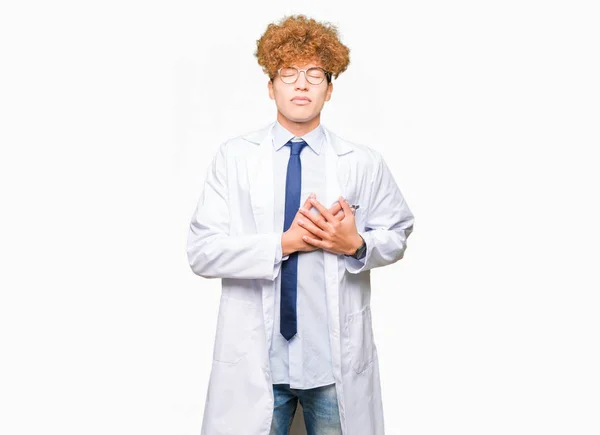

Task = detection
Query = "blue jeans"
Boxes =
[269,382,342,435]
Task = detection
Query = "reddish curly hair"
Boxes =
[254,15,351,83]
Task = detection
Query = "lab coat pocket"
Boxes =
[213,297,258,365]
[345,305,375,374]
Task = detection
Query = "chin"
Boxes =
[288,117,314,123]
[283,111,318,123]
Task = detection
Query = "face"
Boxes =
[268,61,333,130]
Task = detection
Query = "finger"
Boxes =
[302,235,325,248]
[301,193,315,210]
[298,218,329,240]
[298,207,329,231]
[339,197,354,217]
[329,201,345,221]
[328,201,342,215]
[309,198,335,223]
[298,206,318,224]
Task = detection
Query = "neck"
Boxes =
[276,112,321,137]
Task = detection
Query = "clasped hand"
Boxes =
[281,194,363,256]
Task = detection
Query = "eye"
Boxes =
[307,68,324,78]
[280,67,297,77]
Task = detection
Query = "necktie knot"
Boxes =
[288,139,308,155]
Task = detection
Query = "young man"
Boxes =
[187,15,415,435]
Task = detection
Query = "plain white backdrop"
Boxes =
[1,0,599,434]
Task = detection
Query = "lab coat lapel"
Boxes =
[248,124,275,235]
[322,128,351,406]
[246,123,277,354]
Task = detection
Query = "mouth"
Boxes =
[291,97,311,105]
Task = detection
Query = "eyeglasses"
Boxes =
[276,67,331,85]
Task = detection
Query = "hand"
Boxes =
[281,194,346,256]
[297,196,363,256]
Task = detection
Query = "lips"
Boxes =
[291,97,311,106]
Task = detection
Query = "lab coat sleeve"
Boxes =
[187,142,283,281]
[344,150,415,274]
[273,240,290,278]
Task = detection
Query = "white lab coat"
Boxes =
[187,122,415,435]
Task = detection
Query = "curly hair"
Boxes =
[254,15,351,83]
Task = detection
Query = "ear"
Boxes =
[268,80,275,100]
[324,81,333,102]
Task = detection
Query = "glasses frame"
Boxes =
[275,66,332,85]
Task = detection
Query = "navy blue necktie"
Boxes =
[280,138,308,341]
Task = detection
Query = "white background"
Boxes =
[1,1,599,434]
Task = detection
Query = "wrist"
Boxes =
[281,232,294,257]
[347,233,365,256]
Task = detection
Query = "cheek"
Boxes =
[274,95,289,110]
[272,89,290,105]
[315,89,330,103]
[312,95,327,107]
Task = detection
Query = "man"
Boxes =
[187,14,415,435]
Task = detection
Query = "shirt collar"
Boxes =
[272,120,325,155]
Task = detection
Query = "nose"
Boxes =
[294,71,309,90]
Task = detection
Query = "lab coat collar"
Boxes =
[242,121,354,156]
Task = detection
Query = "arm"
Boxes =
[186,142,282,280]
[345,150,415,274]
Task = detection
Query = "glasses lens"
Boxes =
[279,67,326,84]
[279,67,298,84]
[306,68,325,84]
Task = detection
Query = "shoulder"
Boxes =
[215,123,273,156]
[326,128,385,169]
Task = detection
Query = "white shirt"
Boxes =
[269,120,336,389]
